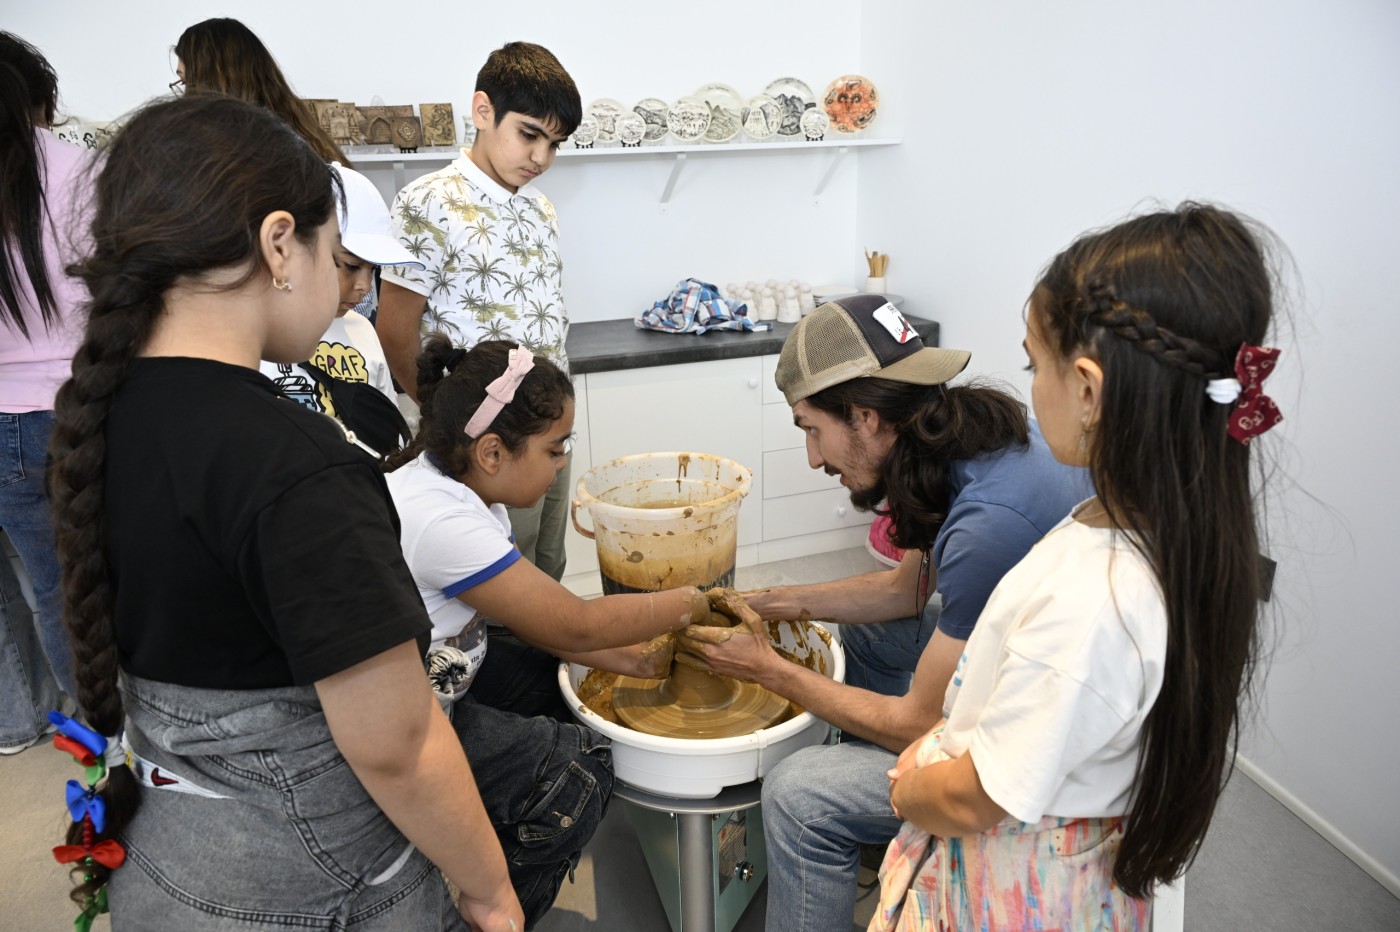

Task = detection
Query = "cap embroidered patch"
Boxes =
[872,303,915,344]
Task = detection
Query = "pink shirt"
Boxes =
[0,130,91,412]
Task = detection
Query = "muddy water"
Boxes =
[576,619,834,737]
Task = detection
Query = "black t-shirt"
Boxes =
[105,357,430,689]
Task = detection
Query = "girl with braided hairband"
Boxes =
[47,94,523,931]
[871,203,1285,930]
[383,333,710,928]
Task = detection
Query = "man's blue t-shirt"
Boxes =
[931,420,1092,640]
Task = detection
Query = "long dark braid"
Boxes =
[47,93,338,906]
[1034,202,1275,897]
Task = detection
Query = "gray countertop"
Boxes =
[566,314,940,375]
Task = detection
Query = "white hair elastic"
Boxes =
[1205,377,1242,404]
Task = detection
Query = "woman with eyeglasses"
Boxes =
[170,17,348,166]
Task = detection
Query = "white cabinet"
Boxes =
[757,355,872,549]
[561,354,871,595]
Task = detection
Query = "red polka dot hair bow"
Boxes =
[1207,343,1283,444]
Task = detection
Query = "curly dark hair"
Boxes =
[803,377,1029,553]
[385,334,574,476]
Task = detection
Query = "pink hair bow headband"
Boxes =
[464,349,536,439]
[1205,343,1283,444]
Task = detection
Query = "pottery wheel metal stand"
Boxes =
[614,780,765,932]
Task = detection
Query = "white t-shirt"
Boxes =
[260,311,395,417]
[385,453,520,681]
[938,507,1167,824]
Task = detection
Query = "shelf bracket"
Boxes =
[660,153,687,205]
[813,146,850,197]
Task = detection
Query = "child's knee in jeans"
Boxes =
[512,726,613,861]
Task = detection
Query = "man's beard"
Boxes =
[848,475,887,513]
[838,428,888,513]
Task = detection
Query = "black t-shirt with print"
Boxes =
[103,357,429,689]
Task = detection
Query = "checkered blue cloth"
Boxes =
[636,278,769,335]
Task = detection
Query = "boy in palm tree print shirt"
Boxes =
[380,42,582,579]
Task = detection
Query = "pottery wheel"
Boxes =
[612,664,791,740]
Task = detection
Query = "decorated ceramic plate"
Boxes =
[693,82,744,143]
[742,94,782,140]
[632,97,670,142]
[616,112,646,147]
[666,97,711,143]
[586,98,628,144]
[570,113,599,148]
[823,75,879,134]
[763,77,816,136]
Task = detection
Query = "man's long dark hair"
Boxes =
[803,377,1029,552]
[1034,203,1273,897]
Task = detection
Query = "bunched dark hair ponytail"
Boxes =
[1033,202,1276,898]
[803,378,1029,553]
[385,334,574,476]
[0,31,61,336]
[47,93,338,907]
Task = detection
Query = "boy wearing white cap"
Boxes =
[261,163,423,456]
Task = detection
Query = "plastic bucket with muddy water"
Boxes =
[570,452,752,594]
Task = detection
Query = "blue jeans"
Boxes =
[839,593,942,697]
[761,741,905,932]
[452,681,613,928]
[0,410,71,749]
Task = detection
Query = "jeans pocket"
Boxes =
[517,759,604,846]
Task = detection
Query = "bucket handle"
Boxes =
[570,498,595,540]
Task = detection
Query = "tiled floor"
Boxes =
[4,548,1398,931]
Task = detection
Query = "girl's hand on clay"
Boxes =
[633,633,677,678]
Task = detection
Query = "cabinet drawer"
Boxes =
[762,402,805,453]
[762,448,841,498]
[763,487,870,541]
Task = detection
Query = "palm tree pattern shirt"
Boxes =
[381,151,568,372]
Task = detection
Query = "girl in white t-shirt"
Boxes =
[872,204,1284,930]
[384,333,709,924]
[385,333,710,701]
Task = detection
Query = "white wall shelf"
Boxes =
[346,137,900,203]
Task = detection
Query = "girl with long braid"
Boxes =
[47,94,521,931]
[871,204,1284,929]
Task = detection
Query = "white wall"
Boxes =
[858,0,1400,891]
[7,0,871,323]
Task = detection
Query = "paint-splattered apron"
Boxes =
[869,728,1150,932]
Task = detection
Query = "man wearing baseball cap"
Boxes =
[680,294,1089,932]
[260,163,424,456]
